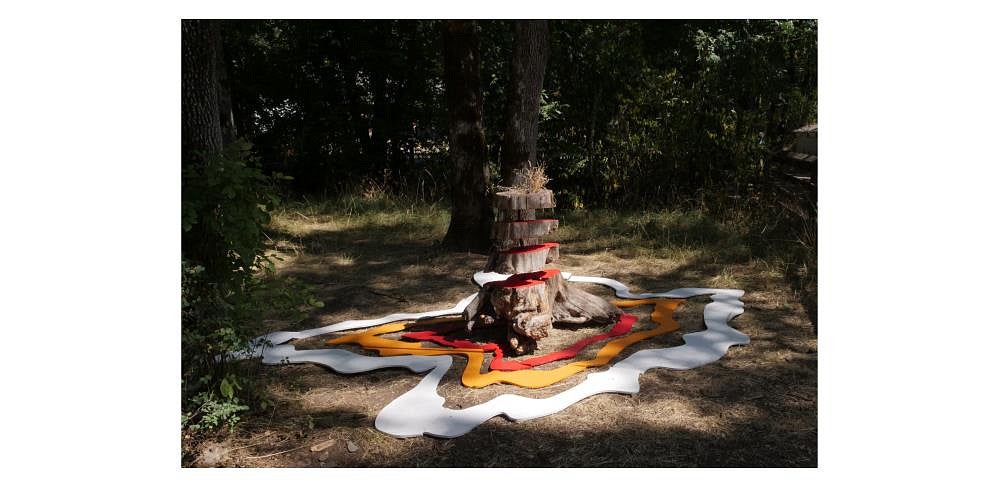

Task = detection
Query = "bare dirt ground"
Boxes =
[183,201,816,467]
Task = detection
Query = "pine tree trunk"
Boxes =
[501,20,549,185]
[441,20,493,252]
[182,20,223,166]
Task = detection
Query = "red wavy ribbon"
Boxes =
[402,313,638,371]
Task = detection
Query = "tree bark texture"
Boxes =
[490,243,559,274]
[493,189,554,210]
[441,20,494,252]
[490,219,558,242]
[212,21,237,147]
[501,20,550,185]
[182,20,223,165]
[484,270,621,355]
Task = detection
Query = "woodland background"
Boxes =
[181,19,817,461]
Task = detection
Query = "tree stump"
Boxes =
[471,188,621,354]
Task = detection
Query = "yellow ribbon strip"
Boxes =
[326,298,681,389]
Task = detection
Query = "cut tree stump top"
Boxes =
[493,189,555,210]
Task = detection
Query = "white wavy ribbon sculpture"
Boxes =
[243,272,748,438]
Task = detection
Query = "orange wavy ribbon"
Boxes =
[325,298,681,389]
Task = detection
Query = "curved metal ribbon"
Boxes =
[249,273,748,438]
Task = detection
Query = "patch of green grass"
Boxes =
[268,193,450,256]
[557,208,750,263]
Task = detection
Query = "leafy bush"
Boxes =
[181,390,250,432]
[181,141,321,431]
[538,20,817,208]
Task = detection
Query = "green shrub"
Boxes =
[181,141,321,432]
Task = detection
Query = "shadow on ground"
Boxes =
[194,206,817,468]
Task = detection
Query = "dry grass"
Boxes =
[183,194,817,467]
[499,165,551,193]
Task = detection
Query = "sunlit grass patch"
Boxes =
[272,192,450,236]
[327,252,356,266]
[708,268,741,288]
[264,192,814,326]
[556,207,751,267]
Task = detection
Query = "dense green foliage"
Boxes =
[223,21,446,195]
[222,20,816,206]
[181,142,321,431]
[541,20,816,206]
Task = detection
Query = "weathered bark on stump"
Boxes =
[491,243,559,274]
[499,209,537,220]
[501,20,550,185]
[484,270,621,354]
[440,20,493,252]
[507,330,537,355]
[552,278,621,325]
[490,219,558,241]
[487,271,558,348]
[493,189,555,210]
[494,237,545,251]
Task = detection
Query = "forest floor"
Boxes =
[184,193,817,467]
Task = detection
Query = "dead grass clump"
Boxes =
[499,164,550,193]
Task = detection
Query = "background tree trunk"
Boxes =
[182,20,223,166]
[441,20,493,252]
[501,20,549,185]
[213,21,237,147]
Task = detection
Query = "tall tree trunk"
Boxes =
[343,64,372,172]
[182,20,222,166]
[212,21,237,147]
[182,19,226,279]
[501,20,549,185]
[371,70,388,171]
[441,20,493,252]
